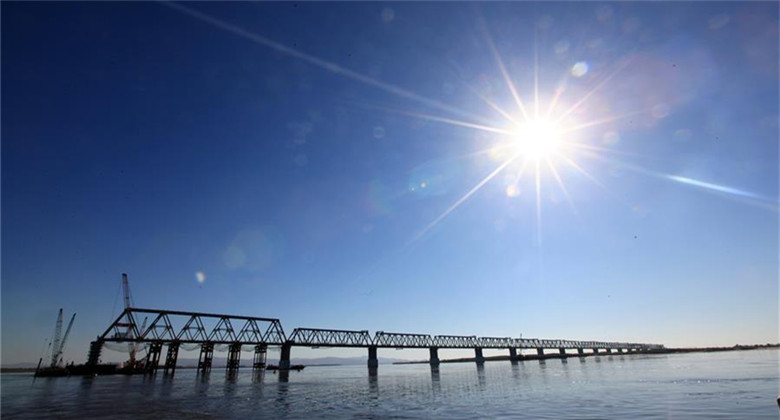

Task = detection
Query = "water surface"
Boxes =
[2,349,778,418]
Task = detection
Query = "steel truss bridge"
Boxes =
[89,307,664,375]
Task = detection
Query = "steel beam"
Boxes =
[164,342,179,375]
[289,328,373,347]
[198,343,213,374]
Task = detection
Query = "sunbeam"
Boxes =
[533,24,540,120]
[554,57,634,124]
[463,81,521,126]
[387,109,516,136]
[478,16,531,122]
[161,1,482,123]
[557,109,647,136]
[545,156,578,215]
[412,154,519,244]
[534,159,543,247]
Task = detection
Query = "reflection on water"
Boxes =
[475,364,486,390]
[2,350,778,419]
[368,367,378,396]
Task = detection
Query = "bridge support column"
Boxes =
[226,343,241,374]
[87,339,103,366]
[559,348,566,356]
[253,344,267,370]
[164,342,180,375]
[577,348,584,356]
[606,348,612,354]
[474,347,485,364]
[592,348,599,355]
[146,342,162,374]
[509,348,518,361]
[537,348,545,357]
[198,343,214,374]
[279,342,292,370]
[429,347,440,365]
[367,346,379,369]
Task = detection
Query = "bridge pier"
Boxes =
[367,346,379,369]
[577,348,584,356]
[537,348,545,357]
[474,347,485,364]
[253,344,267,370]
[279,342,292,370]
[509,348,518,361]
[606,348,612,354]
[164,342,179,375]
[146,342,162,373]
[429,347,440,365]
[559,348,566,356]
[592,348,599,355]
[87,339,103,366]
[226,343,241,374]
[198,343,214,374]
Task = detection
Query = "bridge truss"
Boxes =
[89,307,663,375]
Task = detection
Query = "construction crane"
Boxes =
[47,308,76,369]
[53,312,76,368]
[121,273,146,368]
[122,273,133,311]
[128,316,148,368]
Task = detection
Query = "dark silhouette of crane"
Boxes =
[35,308,76,375]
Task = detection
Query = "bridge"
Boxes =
[88,307,664,375]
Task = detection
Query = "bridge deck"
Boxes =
[98,308,663,351]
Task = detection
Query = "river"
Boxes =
[2,349,777,419]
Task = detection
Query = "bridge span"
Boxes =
[88,307,664,374]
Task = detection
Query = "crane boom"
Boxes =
[122,273,133,309]
[54,313,76,367]
[49,309,64,368]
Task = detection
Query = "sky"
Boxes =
[2,2,778,366]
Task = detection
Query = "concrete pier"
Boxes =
[592,348,599,355]
[429,347,440,365]
[537,348,545,357]
[606,348,612,354]
[577,348,584,356]
[509,348,518,360]
[367,346,379,368]
[559,348,566,356]
[474,347,485,364]
[279,342,292,370]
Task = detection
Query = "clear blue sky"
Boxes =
[2,2,777,365]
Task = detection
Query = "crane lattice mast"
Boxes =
[49,309,64,368]
[52,313,76,368]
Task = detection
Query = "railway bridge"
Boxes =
[88,308,664,375]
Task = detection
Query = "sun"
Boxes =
[512,119,561,160]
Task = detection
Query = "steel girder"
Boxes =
[373,331,432,348]
[96,308,664,351]
[288,328,373,347]
[99,308,286,345]
[432,335,477,348]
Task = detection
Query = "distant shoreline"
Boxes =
[392,343,780,365]
[3,344,777,373]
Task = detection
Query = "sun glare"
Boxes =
[512,119,561,160]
